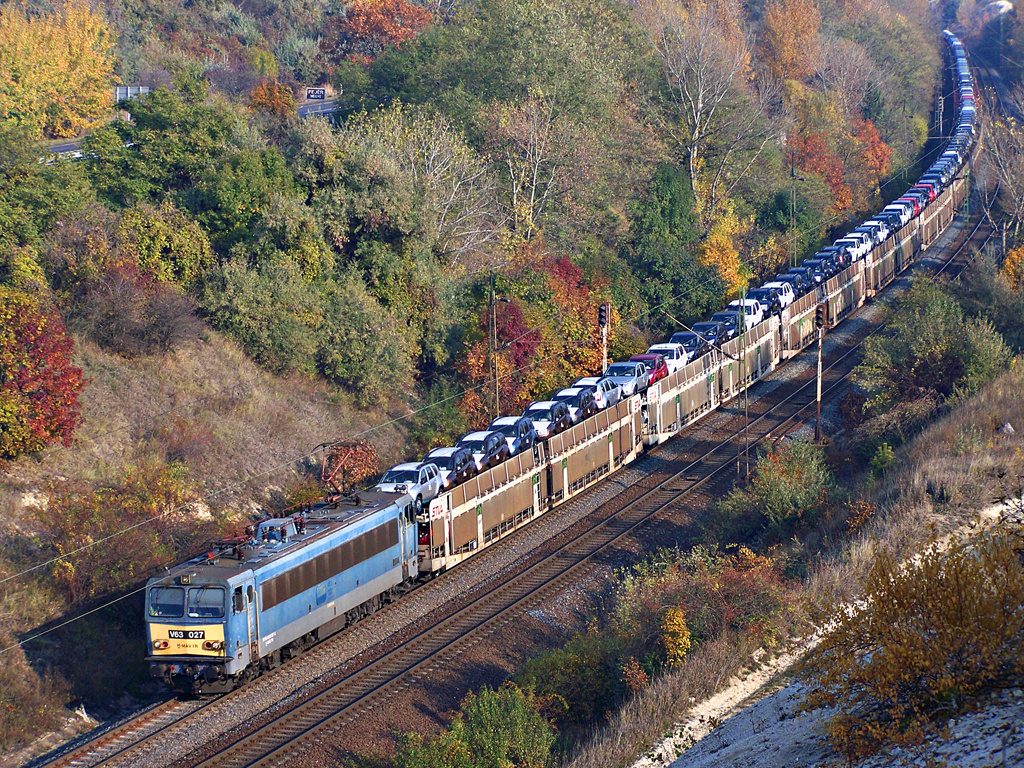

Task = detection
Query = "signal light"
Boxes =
[598,302,610,328]
[815,303,827,329]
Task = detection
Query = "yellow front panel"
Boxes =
[149,623,225,656]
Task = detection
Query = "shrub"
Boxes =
[200,258,318,376]
[117,202,215,287]
[715,438,833,544]
[660,607,691,667]
[0,285,84,461]
[799,530,1024,759]
[394,683,554,768]
[869,441,895,475]
[517,546,798,730]
[516,628,621,727]
[31,461,211,604]
[0,637,66,751]
[315,274,414,406]
[69,264,202,357]
[855,278,1011,413]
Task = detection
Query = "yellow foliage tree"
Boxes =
[661,606,692,667]
[1001,246,1024,291]
[698,205,747,296]
[0,0,116,138]
[761,0,821,83]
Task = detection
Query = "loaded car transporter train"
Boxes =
[145,30,976,695]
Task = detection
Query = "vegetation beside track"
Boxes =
[374,253,1024,768]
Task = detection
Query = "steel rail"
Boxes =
[33,698,216,768]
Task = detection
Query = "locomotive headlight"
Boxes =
[202,640,223,651]
[153,640,169,650]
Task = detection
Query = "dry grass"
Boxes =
[1,328,413,530]
[565,635,754,768]
[809,364,1024,610]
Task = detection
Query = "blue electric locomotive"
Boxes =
[145,490,417,694]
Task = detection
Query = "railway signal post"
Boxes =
[598,302,610,373]
[815,303,827,441]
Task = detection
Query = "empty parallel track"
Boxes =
[34,698,214,768]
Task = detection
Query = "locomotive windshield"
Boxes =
[187,586,226,618]
[149,586,185,618]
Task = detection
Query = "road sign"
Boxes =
[306,88,326,101]
[114,85,149,102]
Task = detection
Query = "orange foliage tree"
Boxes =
[457,254,604,426]
[0,287,84,462]
[789,132,852,214]
[0,0,115,138]
[761,0,821,83]
[321,0,431,64]
[1002,246,1024,290]
[250,82,296,119]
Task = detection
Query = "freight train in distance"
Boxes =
[145,30,976,695]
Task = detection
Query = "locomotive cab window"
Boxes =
[149,586,185,618]
[232,587,245,614]
[187,586,226,618]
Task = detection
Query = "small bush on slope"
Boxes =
[515,547,799,730]
[394,683,554,768]
[799,530,1024,759]
[713,438,834,545]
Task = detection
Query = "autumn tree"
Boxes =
[761,0,821,83]
[249,81,296,119]
[815,35,878,119]
[788,132,852,214]
[0,0,115,138]
[634,0,781,230]
[347,104,501,270]
[117,202,215,286]
[484,93,575,244]
[0,286,85,461]
[1002,246,1024,290]
[321,0,431,64]
[984,109,1024,249]
[698,205,747,296]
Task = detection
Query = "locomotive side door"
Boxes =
[234,576,259,667]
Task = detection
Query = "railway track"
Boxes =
[187,208,993,768]
[33,190,992,768]
[32,698,213,768]
[191,349,862,768]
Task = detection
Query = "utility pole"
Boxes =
[745,290,753,479]
[490,275,497,417]
[739,291,748,477]
[814,303,826,442]
[789,155,805,269]
[489,278,510,418]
